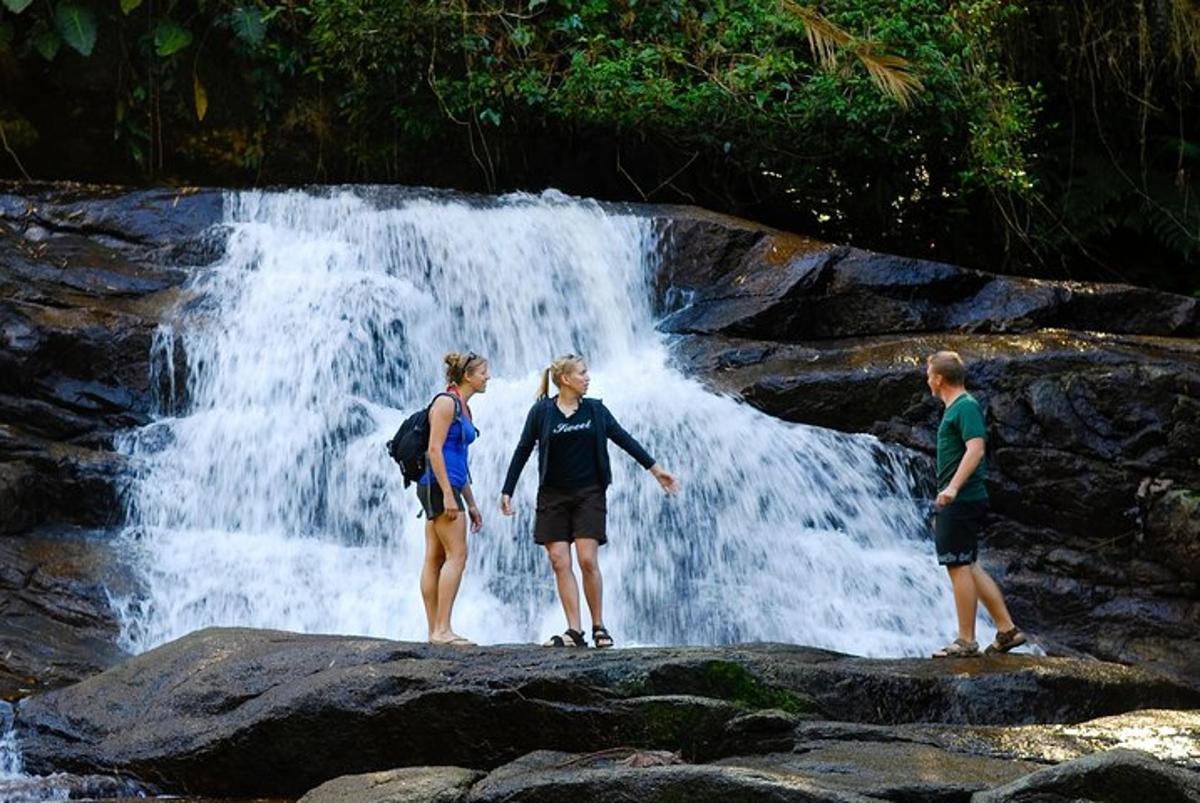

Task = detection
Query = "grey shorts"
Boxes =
[417,483,464,520]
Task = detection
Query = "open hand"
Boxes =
[651,465,680,495]
[468,506,484,533]
[500,494,515,516]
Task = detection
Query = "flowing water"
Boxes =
[111,188,957,654]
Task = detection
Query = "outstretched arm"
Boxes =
[604,405,679,494]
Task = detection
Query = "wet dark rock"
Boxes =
[657,231,1199,340]
[971,748,1200,803]
[15,630,1200,797]
[0,529,133,700]
[298,767,484,803]
[0,772,154,803]
[0,184,213,534]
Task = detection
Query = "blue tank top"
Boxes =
[419,404,477,489]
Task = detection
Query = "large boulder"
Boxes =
[14,629,1200,797]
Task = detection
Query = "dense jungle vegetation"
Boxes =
[0,1,1197,293]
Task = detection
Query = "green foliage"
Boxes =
[152,20,192,56]
[55,3,97,56]
[0,0,1193,292]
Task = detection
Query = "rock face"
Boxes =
[657,212,1200,685]
[13,629,1200,800]
[0,530,133,700]
[0,183,223,534]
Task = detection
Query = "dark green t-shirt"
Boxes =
[936,392,988,502]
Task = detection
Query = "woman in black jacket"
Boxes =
[500,353,679,648]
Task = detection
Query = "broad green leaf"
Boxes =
[120,0,143,15]
[34,26,61,60]
[153,20,191,56]
[55,3,98,56]
[230,6,265,46]
[2,0,34,14]
[193,74,208,121]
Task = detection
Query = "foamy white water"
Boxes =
[114,188,962,654]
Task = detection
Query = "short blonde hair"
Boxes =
[927,351,966,386]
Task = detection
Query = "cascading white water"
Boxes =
[115,188,961,654]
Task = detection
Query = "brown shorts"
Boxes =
[534,485,607,545]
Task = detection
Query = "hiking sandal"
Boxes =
[932,638,979,658]
[543,628,587,648]
[592,625,614,649]
[984,627,1027,655]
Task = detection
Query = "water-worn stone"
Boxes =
[467,750,878,803]
[971,748,1200,803]
[716,744,1040,802]
[784,708,1200,770]
[14,629,1200,797]
[0,529,132,699]
[298,767,484,803]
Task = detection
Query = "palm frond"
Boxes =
[781,0,851,70]
[781,1,924,107]
[855,50,925,108]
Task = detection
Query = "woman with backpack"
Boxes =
[419,351,489,646]
[500,353,679,649]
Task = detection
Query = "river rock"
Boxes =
[298,767,484,803]
[14,629,1200,797]
[466,749,878,803]
[971,747,1200,803]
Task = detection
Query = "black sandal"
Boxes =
[592,625,614,649]
[543,628,587,648]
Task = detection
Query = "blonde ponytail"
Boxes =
[536,353,585,400]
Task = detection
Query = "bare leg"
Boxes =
[971,563,1015,633]
[420,520,445,639]
[545,541,582,632]
[575,538,603,629]
[947,565,978,642]
[430,513,469,643]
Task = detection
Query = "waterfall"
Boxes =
[114,188,956,654]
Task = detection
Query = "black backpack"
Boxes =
[386,393,463,487]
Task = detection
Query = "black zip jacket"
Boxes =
[501,397,656,496]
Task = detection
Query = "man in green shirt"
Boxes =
[926,351,1026,658]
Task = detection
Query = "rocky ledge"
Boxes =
[12,629,1200,801]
